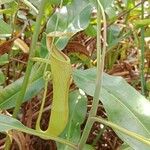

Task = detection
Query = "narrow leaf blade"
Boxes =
[73,68,150,150]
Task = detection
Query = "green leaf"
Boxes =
[0,8,14,14]
[0,70,5,85]
[0,114,76,149]
[28,0,52,15]
[134,19,150,28]
[28,0,41,9]
[107,30,132,51]
[0,0,14,5]
[0,63,45,109]
[107,24,122,45]
[85,24,96,37]
[0,113,38,134]
[73,68,150,150]
[0,1,18,15]
[101,0,116,18]
[28,0,56,10]
[57,90,87,150]
[127,0,135,9]
[0,19,12,34]
[49,0,72,5]
[68,90,87,124]
[0,54,9,66]
[90,0,116,19]
[46,0,92,49]
[0,114,24,132]
[83,144,95,150]
[39,35,48,58]
[120,143,134,150]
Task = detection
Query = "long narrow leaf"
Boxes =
[0,114,76,149]
[0,63,45,109]
[73,68,150,150]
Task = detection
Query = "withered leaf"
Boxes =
[0,38,16,56]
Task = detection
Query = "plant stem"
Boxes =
[78,1,107,149]
[140,0,146,95]
[13,0,47,118]
[4,1,47,149]
[91,117,150,146]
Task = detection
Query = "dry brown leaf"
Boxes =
[14,38,29,53]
